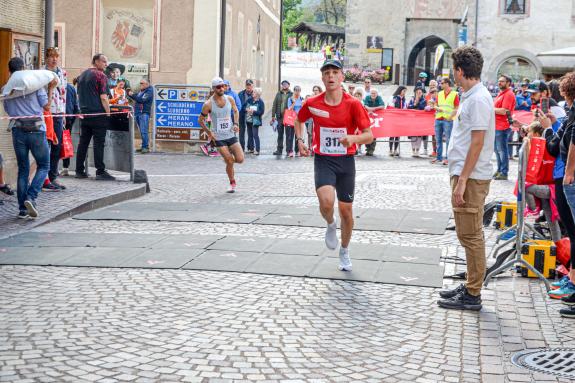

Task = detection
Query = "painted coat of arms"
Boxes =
[105,9,151,59]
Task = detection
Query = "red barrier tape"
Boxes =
[0,111,132,120]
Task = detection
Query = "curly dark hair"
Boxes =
[451,46,483,80]
[559,72,575,101]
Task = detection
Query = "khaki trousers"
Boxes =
[451,176,491,296]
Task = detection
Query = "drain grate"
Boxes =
[511,348,575,379]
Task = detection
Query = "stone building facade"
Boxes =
[55,0,281,103]
[346,0,575,85]
[55,0,281,150]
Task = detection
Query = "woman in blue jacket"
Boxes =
[245,88,265,155]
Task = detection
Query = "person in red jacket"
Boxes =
[493,75,516,180]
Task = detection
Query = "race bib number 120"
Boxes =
[319,127,347,155]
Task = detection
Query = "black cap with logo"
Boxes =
[320,59,343,71]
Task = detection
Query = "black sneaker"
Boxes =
[95,171,116,181]
[75,171,89,179]
[0,184,14,196]
[560,306,575,318]
[17,211,29,219]
[561,293,575,306]
[273,151,282,155]
[438,289,482,311]
[24,200,38,218]
[42,182,61,192]
[439,283,466,299]
[51,181,67,190]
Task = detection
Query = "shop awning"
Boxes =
[537,47,575,75]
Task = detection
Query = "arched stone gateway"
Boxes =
[407,35,452,86]
[486,49,542,83]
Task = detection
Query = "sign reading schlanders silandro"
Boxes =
[154,84,211,141]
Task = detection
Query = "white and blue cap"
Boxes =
[211,76,225,88]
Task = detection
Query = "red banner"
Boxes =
[370,109,436,138]
[513,110,534,127]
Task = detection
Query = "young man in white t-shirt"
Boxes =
[437,46,495,311]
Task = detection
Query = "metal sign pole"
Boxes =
[129,107,135,181]
[152,88,157,152]
[484,142,552,291]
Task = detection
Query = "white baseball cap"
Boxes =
[211,77,225,88]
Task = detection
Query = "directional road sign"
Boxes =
[153,84,211,141]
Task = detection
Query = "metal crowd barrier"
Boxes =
[483,141,552,291]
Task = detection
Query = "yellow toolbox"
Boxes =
[520,240,557,278]
[494,202,517,230]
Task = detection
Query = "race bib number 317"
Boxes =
[319,127,347,155]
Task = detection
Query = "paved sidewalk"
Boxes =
[1,151,573,383]
[0,173,146,239]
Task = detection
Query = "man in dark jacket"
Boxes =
[238,79,254,152]
[128,78,153,153]
[271,80,293,155]
[61,82,80,176]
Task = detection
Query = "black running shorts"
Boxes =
[215,137,238,147]
[314,154,355,203]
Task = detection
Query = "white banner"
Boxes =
[434,45,445,72]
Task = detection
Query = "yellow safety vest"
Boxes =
[436,90,457,120]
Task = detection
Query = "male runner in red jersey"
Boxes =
[294,59,373,271]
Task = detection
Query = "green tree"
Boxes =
[315,0,346,25]
[282,0,303,49]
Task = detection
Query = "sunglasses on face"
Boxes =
[215,85,225,89]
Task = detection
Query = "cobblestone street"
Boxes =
[2,143,574,383]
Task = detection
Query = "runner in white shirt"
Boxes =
[199,77,243,193]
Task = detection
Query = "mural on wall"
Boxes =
[13,40,40,69]
[101,0,153,63]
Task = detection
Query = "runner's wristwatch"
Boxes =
[296,137,304,143]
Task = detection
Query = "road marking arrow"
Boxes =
[400,276,419,282]
[157,89,167,99]
[157,102,166,113]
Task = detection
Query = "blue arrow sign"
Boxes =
[155,101,203,115]
[156,114,200,128]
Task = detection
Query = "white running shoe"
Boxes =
[325,219,338,250]
[338,247,352,271]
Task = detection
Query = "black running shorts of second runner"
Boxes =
[214,137,239,147]
[314,154,355,203]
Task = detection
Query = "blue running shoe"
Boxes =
[549,282,575,299]
[551,276,571,290]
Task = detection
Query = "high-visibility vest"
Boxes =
[436,90,457,120]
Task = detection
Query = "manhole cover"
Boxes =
[511,348,575,379]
